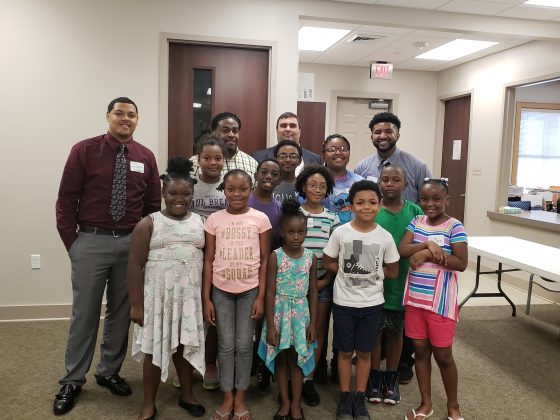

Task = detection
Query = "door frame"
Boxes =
[329,90,399,137]
[158,32,276,169]
[435,89,474,226]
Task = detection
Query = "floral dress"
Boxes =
[258,247,316,376]
[132,211,206,382]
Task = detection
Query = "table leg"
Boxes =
[497,262,516,317]
[459,255,481,309]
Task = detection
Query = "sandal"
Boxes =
[209,409,232,420]
[232,410,250,420]
[447,417,464,420]
[291,407,305,420]
[404,409,434,420]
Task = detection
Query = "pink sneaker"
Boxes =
[203,364,220,390]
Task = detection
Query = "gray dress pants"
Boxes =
[59,231,131,387]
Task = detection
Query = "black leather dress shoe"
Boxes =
[53,384,81,415]
[178,399,205,417]
[95,374,132,396]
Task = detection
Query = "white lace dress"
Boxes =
[132,211,206,382]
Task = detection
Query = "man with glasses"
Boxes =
[190,111,258,181]
[354,112,431,204]
[272,139,302,203]
[254,112,321,175]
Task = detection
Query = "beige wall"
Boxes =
[1,0,301,309]
[2,0,559,315]
[298,63,438,169]
[436,40,560,248]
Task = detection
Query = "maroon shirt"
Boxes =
[56,132,161,250]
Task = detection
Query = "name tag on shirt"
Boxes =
[429,235,445,246]
[366,176,378,183]
[130,161,144,173]
[307,217,314,228]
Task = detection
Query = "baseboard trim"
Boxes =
[0,304,106,322]
[2,263,558,321]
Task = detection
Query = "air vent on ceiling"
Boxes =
[347,33,386,43]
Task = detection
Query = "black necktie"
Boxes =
[380,159,390,168]
[109,144,127,222]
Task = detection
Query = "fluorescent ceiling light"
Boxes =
[524,0,560,7]
[415,39,498,61]
[298,27,350,52]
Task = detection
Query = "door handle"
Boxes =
[460,194,466,197]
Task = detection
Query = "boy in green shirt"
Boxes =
[366,165,422,406]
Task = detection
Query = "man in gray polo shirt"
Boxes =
[354,111,432,387]
[354,112,431,203]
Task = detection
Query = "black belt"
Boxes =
[80,226,133,236]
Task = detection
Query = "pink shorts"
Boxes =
[404,305,456,348]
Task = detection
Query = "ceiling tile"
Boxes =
[376,0,450,9]
[437,0,516,15]
[498,4,560,19]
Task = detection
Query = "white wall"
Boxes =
[2,0,559,315]
[437,40,560,247]
[0,0,301,309]
[299,63,438,170]
[516,81,560,103]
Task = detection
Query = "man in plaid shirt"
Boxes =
[190,112,257,182]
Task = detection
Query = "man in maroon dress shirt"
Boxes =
[53,97,161,415]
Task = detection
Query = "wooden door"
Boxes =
[441,95,471,222]
[168,43,269,159]
[297,101,326,155]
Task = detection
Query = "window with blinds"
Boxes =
[512,102,560,189]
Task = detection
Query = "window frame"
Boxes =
[511,101,560,186]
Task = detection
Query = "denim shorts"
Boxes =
[333,303,383,353]
[378,309,405,333]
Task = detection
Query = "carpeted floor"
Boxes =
[1,304,559,419]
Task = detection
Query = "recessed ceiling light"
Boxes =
[415,39,498,61]
[524,0,560,7]
[298,27,351,52]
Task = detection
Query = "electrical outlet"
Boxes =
[31,254,41,269]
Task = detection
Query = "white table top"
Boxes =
[468,236,560,282]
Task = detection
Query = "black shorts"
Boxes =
[379,309,405,333]
[333,303,383,353]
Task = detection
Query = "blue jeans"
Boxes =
[212,286,258,391]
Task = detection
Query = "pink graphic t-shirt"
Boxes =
[204,208,272,294]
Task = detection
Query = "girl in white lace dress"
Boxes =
[128,158,206,420]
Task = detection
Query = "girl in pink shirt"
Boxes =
[203,169,271,420]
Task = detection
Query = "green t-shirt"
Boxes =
[375,200,423,310]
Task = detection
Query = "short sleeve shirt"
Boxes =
[375,201,423,310]
[323,223,400,308]
[322,170,364,225]
[191,176,227,218]
[354,148,432,203]
[300,207,341,278]
[402,215,468,321]
[204,208,271,293]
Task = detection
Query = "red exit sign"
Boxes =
[370,62,393,80]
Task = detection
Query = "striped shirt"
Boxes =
[301,208,340,278]
[402,215,468,321]
[189,149,258,182]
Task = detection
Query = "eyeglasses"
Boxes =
[277,153,300,161]
[305,183,327,191]
[324,146,350,153]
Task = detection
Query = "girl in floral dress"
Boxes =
[128,158,206,419]
[258,199,318,420]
